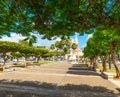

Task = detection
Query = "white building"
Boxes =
[65,33,83,61]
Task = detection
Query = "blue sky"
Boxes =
[0,33,92,49]
[70,34,89,49]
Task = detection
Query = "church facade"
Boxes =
[65,34,83,61]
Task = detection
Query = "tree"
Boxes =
[55,41,64,59]
[94,29,120,78]
[92,30,111,72]
[84,37,98,67]
[50,39,72,60]
[65,38,72,48]
[62,38,72,54]
[23,34,37,46]
[55,41,61,50]
[0,1,35,40]
[43,52,54,59]
[34,47,48,62]
[19,45,35,67]
[61,39,66,45]
[63,47,69,54]
[0,0,119,39]
[11,52,23,62]
[0,41,19,66]
[72,43,78,50]
[50,44,55,51]
[19,40,30,46]
[84,29,120,78]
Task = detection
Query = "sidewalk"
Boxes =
[0,61,119,97]
[109,79,120,91]
[99,70,120,91]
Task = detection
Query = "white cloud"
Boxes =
[87,34,93,40]
[56,37,61,41]
[0,33,60,48]
[0,33,26,42]
[35,38,57,48]
[34,34,60,48]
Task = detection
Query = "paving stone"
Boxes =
[0,61,119,97]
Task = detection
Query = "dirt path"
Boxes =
[0,61,119,97]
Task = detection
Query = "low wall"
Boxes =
[101,72,116,79]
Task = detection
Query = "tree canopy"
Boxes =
[0,41,20,65]
[0,41,19,53]
[84,29,120,78]
[0,0,119,39]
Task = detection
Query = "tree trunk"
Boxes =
[24,56,27,68]
[93,57,98,71]
[111,44,120,78]
[102,56,107,72]
[37,56,40,63]
[3,53,7,66]
[85,58,87,64]
[90,58,94,66]
[2,53,6,71]
[108,54,111,69]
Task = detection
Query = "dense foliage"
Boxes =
[84,29,120,78]
[0,0,119,39]
[0,41,48,65]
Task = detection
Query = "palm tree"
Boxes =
[63,47,69,54]
[65,38,72,53]
[65,38,71,47]
[50,44,55,51]
[72,43,78,50]
[23,34,37,46]
[19,40,29,46]
[55,41,60,50]
[61,39,66,45]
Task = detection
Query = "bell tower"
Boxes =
[74,33,79,49]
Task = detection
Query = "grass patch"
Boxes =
[33,60,54,66]
[97,64,116,73]
[107,68,116,73]
[12,60,54,67]
[86,62,116,73]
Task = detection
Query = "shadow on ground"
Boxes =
[0,79,119,97]
[67,63,100,76]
